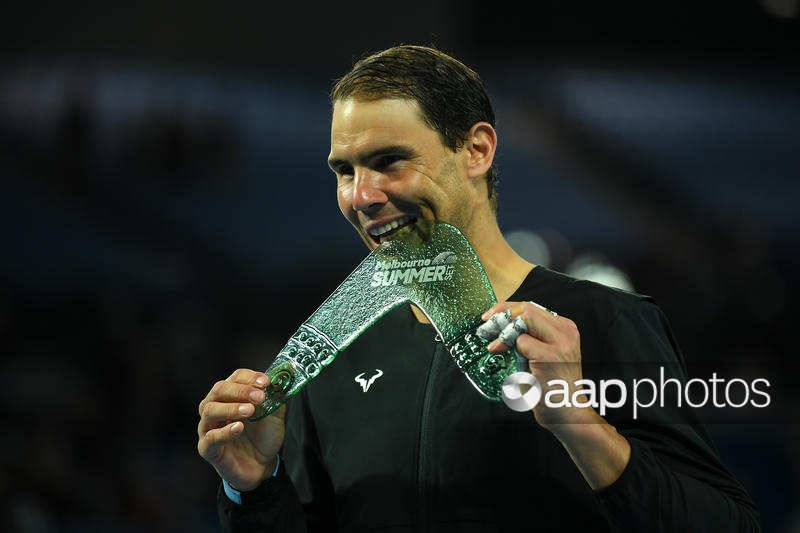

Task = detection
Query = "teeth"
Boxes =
[368,216,415,238]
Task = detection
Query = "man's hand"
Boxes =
[197,369,286,491]
[482,301,593,428]
[481,301,630,489]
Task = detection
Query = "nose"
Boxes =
[351,167,388,213]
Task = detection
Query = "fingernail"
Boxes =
[238,404,252,415]
[255,376,267,387]
[249,390,264,403]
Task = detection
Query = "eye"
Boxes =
[335,164,354,180]
[375,154,403,170]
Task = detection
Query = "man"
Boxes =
[197,45,760,532]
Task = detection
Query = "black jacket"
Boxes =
[218,267,760,532]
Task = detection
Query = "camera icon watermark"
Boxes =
[501,372,542,412]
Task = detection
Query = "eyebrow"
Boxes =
[327,145,415,172]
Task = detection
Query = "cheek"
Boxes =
[336,185,358,223]
[336,184,351,211]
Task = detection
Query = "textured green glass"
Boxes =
[250,221,520,420]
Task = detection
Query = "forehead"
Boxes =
[329,98,434,152]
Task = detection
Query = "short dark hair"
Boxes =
[331,45,500,212]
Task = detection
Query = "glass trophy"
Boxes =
[250,220,520,420]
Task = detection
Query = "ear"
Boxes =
[464,122,497,180]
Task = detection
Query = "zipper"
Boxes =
[416,335,445,532]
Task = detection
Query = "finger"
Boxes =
[480,301,515,321]
[486,313,530,352]
[527,300,558,317]
[478,301,534,340]
[197,368,267,416]
[476,308,512,340]
[197,420,245,461]
[198,378,268,416]
[514,332,558,363]
[516,301,562,342]
[481,300,556,326]
[199,396,261,427]
[227,368,269,386]
[497,316,528,347]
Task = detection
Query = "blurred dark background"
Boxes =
[1,1,798,532]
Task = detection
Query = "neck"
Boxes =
[467,212,535,302]
[478,241,535,303]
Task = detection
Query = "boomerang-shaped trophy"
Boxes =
[250,220,520,421]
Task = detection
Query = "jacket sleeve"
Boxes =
[592,300,761,532]
[217,457,307,533]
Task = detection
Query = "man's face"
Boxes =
[328,98,472,251]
